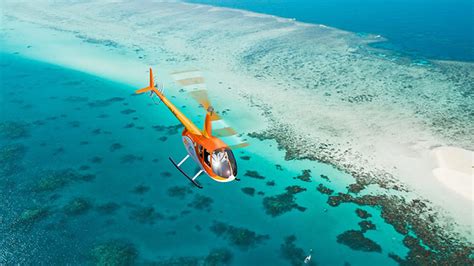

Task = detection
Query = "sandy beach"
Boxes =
[1,0,473,251]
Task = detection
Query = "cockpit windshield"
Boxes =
[211,148,237,178]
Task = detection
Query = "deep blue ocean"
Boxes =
[188,0,474,62]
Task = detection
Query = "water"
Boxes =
[187,0,474,62]
[0,53,408,264]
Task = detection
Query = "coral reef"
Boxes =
[280,235,316,266]
[293,169,312,182]
[167,185,193,199]
[153,256,200,265]
[88,97,124,107]
[78,165,90,171]
[358,220,376,233]
[316,183,334,195]
[204,248,233,266]
[120,109,136,115]
[355,208,372,219]
[96,202,121,215]
[320,174,330,182]
[12,207,49,229]
[132,184,150,195]
[120,154,143,164]
[336,230,382,253]
[161,171,172,177]
[90,156,103,164]
[33,169,91,192]
[129,206,163,224]
[241,187,255,196]
[210,221,269,250]
[124,123,135,128]
[68,121,81,128]
[326,192,473,264]
[89,240,137,265]
[63,197,93,216]
[285,185,306,194]
[244,170,266,179]
[0,143,26,176]
[266,180,276,186]
[188,195,213,211]
[262,188,306,217]
[152,124,182,135]
[0,121,30,139]
[109,143,123,152]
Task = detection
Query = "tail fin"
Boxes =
[135,68,155,94]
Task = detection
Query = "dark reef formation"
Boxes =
[250,125,472,264]
[109,142,123,152]
[129,206,164,224]
[0,143,27,177]
[280,235,317,266]
[244,170,266,179]
[152,124,182,135]
[358,220,376,233]
[210,221,269,250]
[266,180,276,186]
[262,186,307,217]
[89,240,137,265]
[96,202,121,215]
[241,187,256,196]
[90,156,103,164]
[204,248,233,266]
[355,208,372,219]
[319,174,330,182]
[11,207,50,229]
[316,183,334,195]
[120,154,143,164]
[0,121,30,139]
[132,184,150,195]
[167,185,193,199]
[87,97,124,107]
[336,230,382,253]
[32,169,94,192]
[188,195,213,211]
[120,109,136,115]
[293,169,312,182]
[63,197,93,216]
[327,193,473,264]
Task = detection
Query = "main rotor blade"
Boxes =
[171,69,249,150]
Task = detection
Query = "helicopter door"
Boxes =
[197,144,211,167]
[203,148,211,166]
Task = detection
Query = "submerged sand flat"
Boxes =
[2,0,473,241]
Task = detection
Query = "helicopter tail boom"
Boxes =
[136,68,202,136]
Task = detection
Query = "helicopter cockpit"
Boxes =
[211,148,237,179]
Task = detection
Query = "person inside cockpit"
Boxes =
[211,148,237,178]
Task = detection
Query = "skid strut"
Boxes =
[169,156,203,189]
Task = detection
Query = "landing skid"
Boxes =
[169,156,203,189]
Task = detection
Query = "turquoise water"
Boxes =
[187,0,474,62]
[0,53,410,264]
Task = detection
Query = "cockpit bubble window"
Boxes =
[211,148,237,178]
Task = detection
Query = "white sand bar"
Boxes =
[432,147,473,201]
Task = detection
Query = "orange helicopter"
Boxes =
[136,68,248,188]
